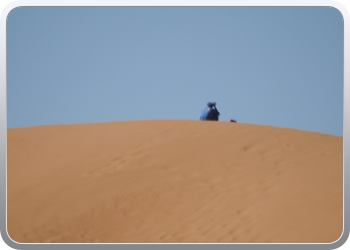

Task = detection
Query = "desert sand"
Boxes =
[7,120,343,243]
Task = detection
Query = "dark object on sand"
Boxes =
[200,102,220,121]
[230,119,236,123]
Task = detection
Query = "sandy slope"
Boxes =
[7,120,343,243]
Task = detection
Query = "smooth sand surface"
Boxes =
[7,120,343,243]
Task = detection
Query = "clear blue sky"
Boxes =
[7,7,343,136]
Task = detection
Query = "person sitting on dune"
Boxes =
[200,102,220,121]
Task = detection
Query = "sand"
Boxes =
[7,120,343,243]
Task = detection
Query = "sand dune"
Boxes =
[7,120,343,243]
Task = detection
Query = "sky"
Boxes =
[7,7,343,136]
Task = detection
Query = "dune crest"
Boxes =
[7,120,343,243]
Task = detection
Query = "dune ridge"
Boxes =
[7,120,343,243]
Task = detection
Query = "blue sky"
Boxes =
[7,7,343,136]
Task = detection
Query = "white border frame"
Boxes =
[1,1,348,249]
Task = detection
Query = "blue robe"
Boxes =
[200,102,220,121]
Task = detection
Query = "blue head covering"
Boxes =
[207,102,215,108]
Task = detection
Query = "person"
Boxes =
[200,102,220,121]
